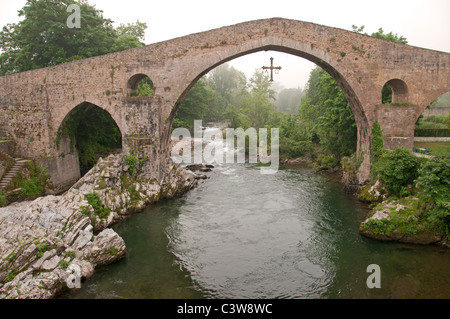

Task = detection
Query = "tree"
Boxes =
[352,25,408,44]
[240,70,278,129]
[376,148,421,196]
[112,20,147,52]
[276,88,303,114]
[0,0,147,75]
[207,64,246,102]
[416,155,450,232]
[300,67,357,159]
[205,64,247,122]
[173,78,216,129]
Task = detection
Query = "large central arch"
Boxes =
[163,35,372,182]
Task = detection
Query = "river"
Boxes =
[61,157,450,299]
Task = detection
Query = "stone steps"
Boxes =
[0,158,28,191]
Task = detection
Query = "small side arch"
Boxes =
[57,102,123,176]
[382,79,409,104]
[127,73,154,96]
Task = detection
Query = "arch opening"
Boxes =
[57,102,123,177]
[127,73,154,97]
[413,91,450,156]
[170,49,363,168]
[170,45,366,130]
[382,79,409,104]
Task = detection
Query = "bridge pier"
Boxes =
[375,104,420,150]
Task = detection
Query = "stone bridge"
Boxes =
[0,18,449,191]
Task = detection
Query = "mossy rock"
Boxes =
[359,180,386,203]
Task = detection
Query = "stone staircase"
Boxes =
[0,158,29,191]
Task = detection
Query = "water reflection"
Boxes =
[61,164,450,299]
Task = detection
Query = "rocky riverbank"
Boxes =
[282,156,448,247]
[0,154,200,299]
[358,180,448,247]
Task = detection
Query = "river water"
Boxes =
[62,127,450,300]
[61,159,450,299]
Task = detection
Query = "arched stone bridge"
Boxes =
[0,18,449,191]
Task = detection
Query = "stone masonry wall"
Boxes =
[0,18,449,187]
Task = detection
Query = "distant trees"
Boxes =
[275,88,304,114]
[174,63,356,163]
[174,66,281,130]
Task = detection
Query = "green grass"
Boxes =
[414,142,450,156]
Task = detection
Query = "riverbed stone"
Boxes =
[0,153,198,299]
[41,255,61,271]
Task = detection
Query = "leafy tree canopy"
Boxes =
[0,0,147,75]
[352,25,408,44]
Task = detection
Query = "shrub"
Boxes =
[416,155,450,233]
[85,192,110,219]
[0,190,7,207]
[124,155,138,175]
[371,121,384,162]
[20,161,51,198]
[375,148,421,196]
[317,155,339,170]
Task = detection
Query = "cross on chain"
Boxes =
[262,57,282,82]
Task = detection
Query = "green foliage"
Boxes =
[275,88,304,114]
[129,184,141,205]
[317,156,339,170]
[225,106,251,129]
[382,84,393,104]
[137,77,154,97]
[416,155,450,233]
[174,64,247,129]
[0,0,147,75]
[6,270,18,283]
[414,128,450,138]
[36,242,50,259]
[352,25,408,44]
[363,202,424,236]
[0,190,7,207]
[58,104,122,176]
[415,115,449,137]
[371,121,384,162]
[370,28,408,44]
[430,92,450,108]
[80,205,91,218]
[124,154,138,175]
[20,161,51,198]
[445,115,450,130]
[374,148,421,196]
[278,114,315,159]
[105,247,119,256]
[300,67,357,159]
[174,78,216,130]
[58,259,71,269]
[230,70,278,130]
[85,192,110,220]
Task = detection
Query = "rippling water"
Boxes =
[62,163,450,299]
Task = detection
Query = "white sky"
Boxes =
[1,0,449,89]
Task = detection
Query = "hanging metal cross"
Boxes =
[262,57,282,82]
